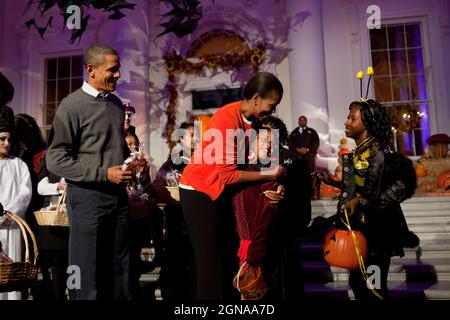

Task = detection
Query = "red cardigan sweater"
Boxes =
[180,101,252,200]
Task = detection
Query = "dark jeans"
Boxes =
[180,188,239,300]
[66,183,130,300]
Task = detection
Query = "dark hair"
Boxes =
[243,72,283,102]
[349,99,393,145]
[125,131,140,147]
[14,113,46,152]
[178,122,194,144]
[179,122,194,130]
[261,116,288,147]
[84,44,118,67]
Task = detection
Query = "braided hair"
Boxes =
[349,99,393,146]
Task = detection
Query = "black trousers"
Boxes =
[300,153,316,175]
[180,188,239,300]
[38,249,69,300]
[66,183,130,300]
[349,253,391,301]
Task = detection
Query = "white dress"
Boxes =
[0,156,32,300]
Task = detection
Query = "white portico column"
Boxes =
[285,0,329,141]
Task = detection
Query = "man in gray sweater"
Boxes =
[46,44,132,300]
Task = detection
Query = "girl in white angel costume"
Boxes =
[0,123,32,300]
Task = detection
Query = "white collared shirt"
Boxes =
[82,81,110,98]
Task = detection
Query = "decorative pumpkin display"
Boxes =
[323,228,368,270]
[321,185,337,198]
[415,163,427,177]
[437,170,450,189]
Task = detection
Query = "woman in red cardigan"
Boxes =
[179,72,285,300]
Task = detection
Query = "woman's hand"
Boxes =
[263,185,284,203]
[263,165,285,181]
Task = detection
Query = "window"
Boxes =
[188,29,249,57]
[42,55,83,140]
[370,22,430,156]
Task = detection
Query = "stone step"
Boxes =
[413,232,450,243]
[402,196,450,205]
[310,207,450,220]
[303,237,450,253]
[333,268,447,283]
[402,209,450,217]
[311,197,450,218]
[406,242,450,252]
[304,281,450,300]
[302,243,450,261]
[408,223,450,233]
[406,216,450,225]
[423,282,450,300]
[303,258,450,274]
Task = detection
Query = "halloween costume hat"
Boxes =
[356,66,374,102]
[0,72,14,107]
[0,72,15,133]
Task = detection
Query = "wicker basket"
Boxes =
[0,212,39,293]
[33,191,69,227]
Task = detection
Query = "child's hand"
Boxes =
[263,185,284,203]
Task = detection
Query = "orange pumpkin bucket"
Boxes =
[233,262,267,300]
[323,228,368,270]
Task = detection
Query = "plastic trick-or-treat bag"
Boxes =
[123,151,154,220]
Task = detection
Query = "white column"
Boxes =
[285,0,329,137]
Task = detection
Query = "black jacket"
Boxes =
[338,143,417,257]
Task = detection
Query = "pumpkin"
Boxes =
[321,185,336,198]
[323,228,368,270]
[415,164,427,177]
[437,170,450,189]
[429,170,436,177]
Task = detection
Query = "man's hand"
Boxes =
[263,185,285,204]
[107,165,133,184]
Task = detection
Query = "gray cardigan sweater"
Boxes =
[46,88,126,183]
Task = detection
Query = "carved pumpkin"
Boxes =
[437,170,450,189]
[323,228,368,270]
[415,164,427,177]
